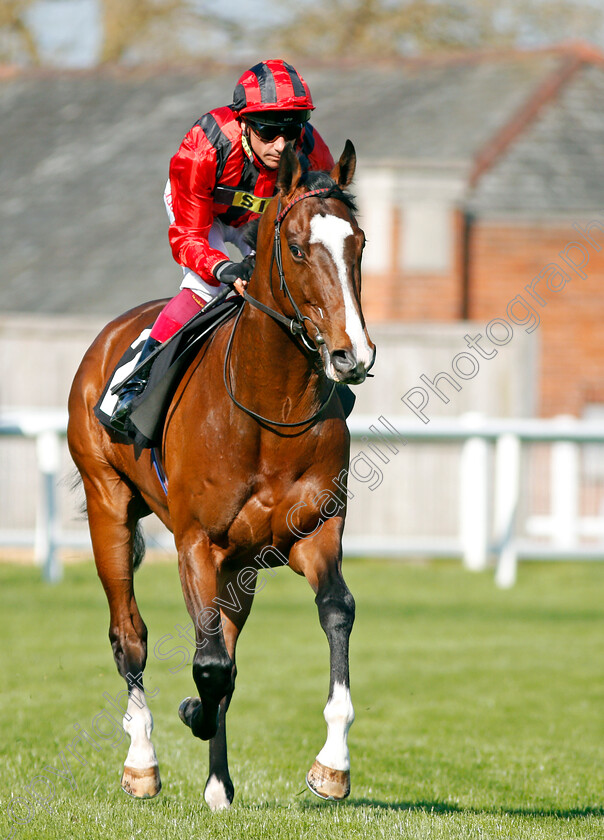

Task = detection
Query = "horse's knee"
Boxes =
[109,625,147,677]
[192,651,234,702]
[316,581,355,636]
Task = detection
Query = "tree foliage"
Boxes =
[99,0,242,64]
[0,0,40,65]
[1,0,603,67]
[0,0,243,66]
[264,0,604,58]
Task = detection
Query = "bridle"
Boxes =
[242,187,335,353]
[224,186,341,428]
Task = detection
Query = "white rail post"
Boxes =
[35,430,62,583]
[459,413,489,571]
[551,416,579,551]
[493,433,521,588]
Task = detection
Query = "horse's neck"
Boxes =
[228,293,325,421]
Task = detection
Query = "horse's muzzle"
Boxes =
[330,348,370,384]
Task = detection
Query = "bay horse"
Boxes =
[67,141,375,810]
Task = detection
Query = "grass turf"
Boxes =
[0,557,602,839]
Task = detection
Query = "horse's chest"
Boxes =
[194,429,348,554]
[231,473,296,544]
[228,454,344,557]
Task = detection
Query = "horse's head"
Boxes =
[257,141,375,385]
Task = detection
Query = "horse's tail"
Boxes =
[133,522,146,572]
[67,467,146,571]
[65,468,87,520]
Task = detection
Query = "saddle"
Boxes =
[94,297,242,449]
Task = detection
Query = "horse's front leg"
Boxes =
[176,534,234,744]
[175,534,254,810]
[289,518,355,800]
[205,568,256,811]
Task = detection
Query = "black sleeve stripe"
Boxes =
[298,124,317,174]
[194,112,232,181]
[301,123,316,156]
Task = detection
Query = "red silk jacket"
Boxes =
[168,106,334,284]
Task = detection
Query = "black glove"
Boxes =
[213,257,255,285]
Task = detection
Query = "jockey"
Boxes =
[110,59,334,433]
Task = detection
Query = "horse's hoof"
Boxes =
[121,765,162,799]
[178,696,220,740]
[306,759,350,801]
[178,696,199,728]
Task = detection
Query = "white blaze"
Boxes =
[309,213,373,367]
[315,682,355,771]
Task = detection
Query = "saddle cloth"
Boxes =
[94,297,242,449]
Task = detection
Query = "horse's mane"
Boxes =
[301,170,358,214]
[243,171,358,251]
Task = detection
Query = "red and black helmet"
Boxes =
[233,59,314,121]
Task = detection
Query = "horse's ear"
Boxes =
[330,140,356,188]
[277,143,303,198]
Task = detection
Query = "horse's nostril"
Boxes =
[331,349,357,373]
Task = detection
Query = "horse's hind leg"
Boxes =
[81,468,161,799]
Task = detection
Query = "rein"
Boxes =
[224,186,338,428]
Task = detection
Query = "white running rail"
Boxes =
[2,410,604,586]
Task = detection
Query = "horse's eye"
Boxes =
[289,244,304,260]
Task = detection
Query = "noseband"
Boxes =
[224,186,340,428]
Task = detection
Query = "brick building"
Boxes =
[353,44,604,419]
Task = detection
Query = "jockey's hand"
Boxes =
[213,257,255,296]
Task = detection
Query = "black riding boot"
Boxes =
[110,336,161,433]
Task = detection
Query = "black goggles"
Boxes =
[246,120,304,143]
